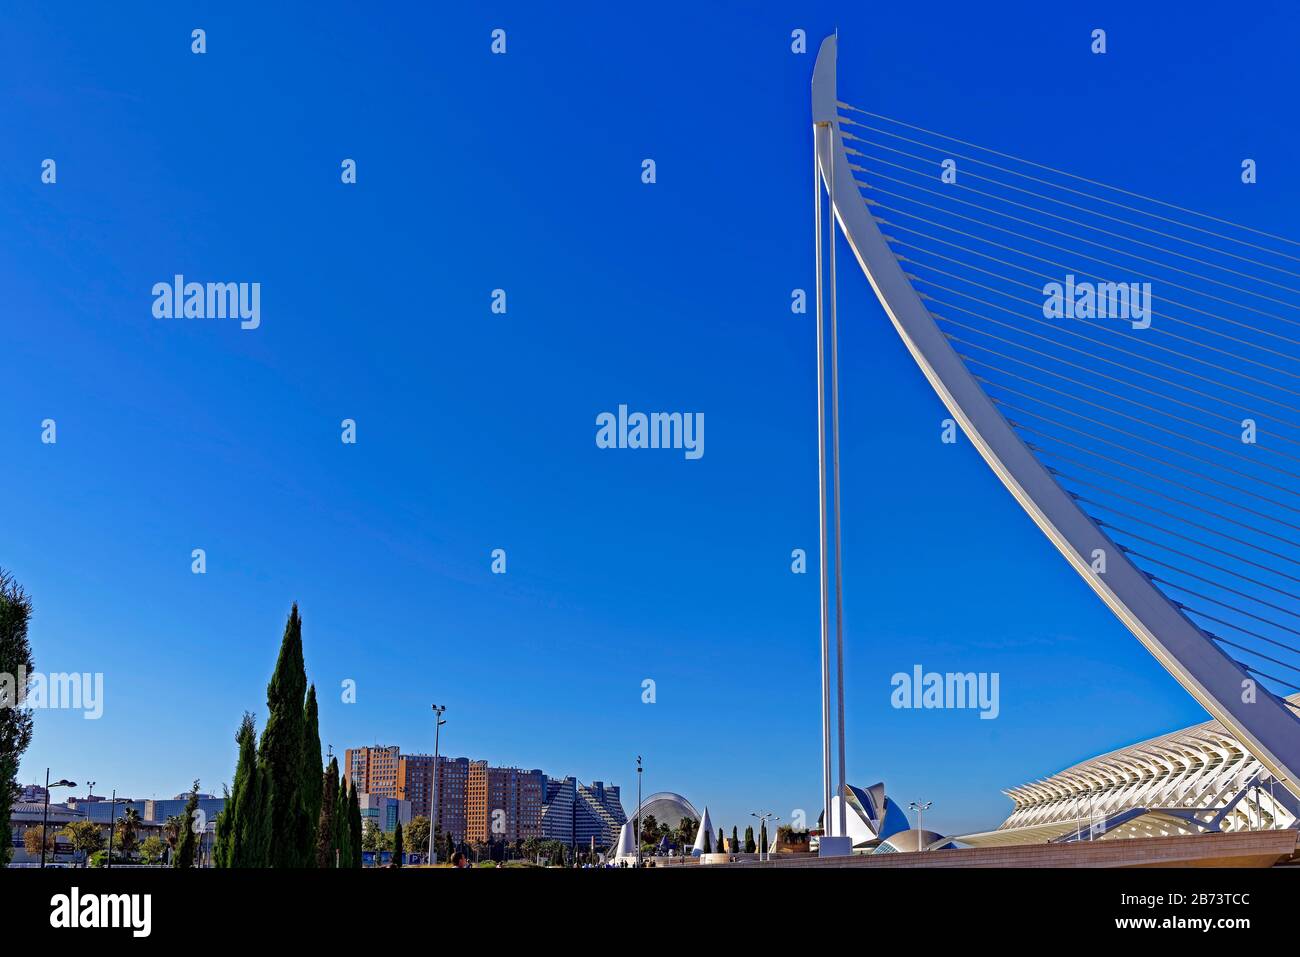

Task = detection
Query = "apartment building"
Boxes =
[343,744,621,848]
[343,745,401,798]
[465,762,545,843]
[396,753,469,843]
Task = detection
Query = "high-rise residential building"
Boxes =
[343,745,401,798]
[341,743,620,848]
[465,762,545,843]
[397,754,469,842]
[395,753,434,816]
[540,776,577,844]
[575,780,626,850]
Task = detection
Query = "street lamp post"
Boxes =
[635,756,643,868]
[908,800,932,850]
[106,790,124,869]
[428,704,446,865]
[40,769,77,868]
[751,811,778,862]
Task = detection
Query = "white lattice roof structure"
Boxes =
[959,696,1300,847]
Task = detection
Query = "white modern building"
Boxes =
[628,791,698,833]
[958,697,1300,847]
[823,782,911,850]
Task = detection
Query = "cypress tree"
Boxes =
[238,755,271,867]
[393,820,404,868]
[301,684,322,866]
[348,780,363,867]
[0,571,34,868]
[258,604,308,868]
[744,825,755,853]
[333,774,351,868]
[173,780,200,869]
[214,713,258,867]
[718,827,725,853]
[759,820,768,855]
[732,826,739,854]
[316,755,338,868]
[213,783,232,868]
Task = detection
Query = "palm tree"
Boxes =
[522,836,542,862]
[163,814,184,858]
[676,816,695,852]
[115,807,141,858]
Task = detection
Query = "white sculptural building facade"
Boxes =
[958,698,1300,847]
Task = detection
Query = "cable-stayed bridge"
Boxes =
[811,34,1300,822]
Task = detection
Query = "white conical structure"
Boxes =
[691,805,716,856]
[611,820,637,862]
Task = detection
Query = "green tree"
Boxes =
[23,827,54,858]
[702,829,712,853]
[300,684,322,867]
[333,775,351,868]
[0,571,34,867]
[62,820,103,866]
[731,826,739,854]
[758,820,768,855]
[444,830,454,862]
[361,819,386,853]
[316,755,339,868]
[638,813,659,846]
[717,827,726,853]
[744,825,755,853]
[215,712,266,867]
[115,807,141,857]
[173,780,200,869]
[522,836,541,862]
[677,817,694,852]
[406,816,430,859]
[138,836,166,866]
[163,814,184,856]
[258,604,308,868]
[347,781,363,867]
[392,820,404,868]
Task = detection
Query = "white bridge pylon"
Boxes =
[811,33,1300,803]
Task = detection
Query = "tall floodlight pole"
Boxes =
[107,790,121,869]
[909,800,932,849]
[635,756,643,868]
[429,704,446,865]
[813,119,833,838]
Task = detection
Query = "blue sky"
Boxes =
[5,2,1299,836]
